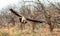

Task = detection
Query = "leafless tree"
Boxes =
[36,0,55,31]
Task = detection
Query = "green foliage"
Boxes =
[54,24,60,28]
[46,10,50,15]
[13,31,20,36]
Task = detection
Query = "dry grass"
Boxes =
[0,24,60,36]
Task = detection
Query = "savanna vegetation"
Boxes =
[0,0,60,36]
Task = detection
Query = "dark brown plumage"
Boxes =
[10,9,44,23]
[10,9,21,17]
[10,8,44,31]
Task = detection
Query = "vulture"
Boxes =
[9,9,45,31]
[9,9,44,23]
[10,9,54,31]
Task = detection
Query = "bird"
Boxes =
[10,9,44,23]
[9,8,44,31]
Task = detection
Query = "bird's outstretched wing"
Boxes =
[10,9,21,17]
[26,18,43,23]
[9,9,44,23]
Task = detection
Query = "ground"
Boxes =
[0,23,60,36]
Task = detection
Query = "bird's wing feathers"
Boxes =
[10,9,44,23]
[10,9,21,17]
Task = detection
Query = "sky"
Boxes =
[0,0,60,11]
[0,0,19,10]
